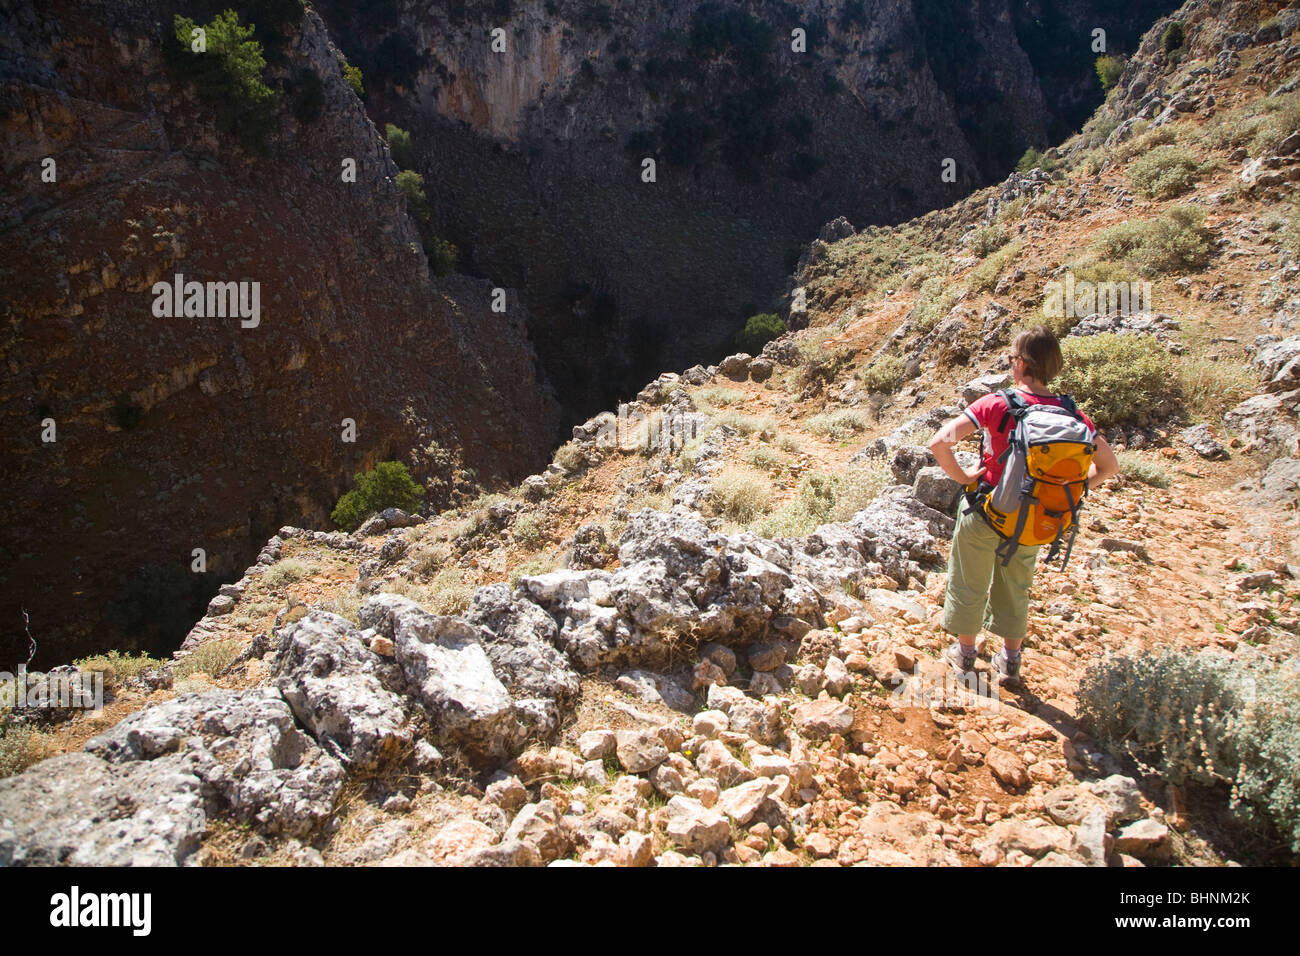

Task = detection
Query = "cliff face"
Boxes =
[0,0,560,664]
[319,0,1179,422]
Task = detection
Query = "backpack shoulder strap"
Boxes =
[997,388,1028,433]
[1056,393,1079,417]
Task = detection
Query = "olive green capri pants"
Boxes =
[941,497,1040,641]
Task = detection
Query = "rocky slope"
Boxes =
[316,0,1179,421]
[2,0,1299,867]
[0,0,560,664]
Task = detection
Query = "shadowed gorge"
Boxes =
[317,0,1180,423]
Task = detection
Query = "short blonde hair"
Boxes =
[1012,325,1063,384]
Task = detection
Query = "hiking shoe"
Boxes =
[993,650,1023,686]
[943,642,978,676]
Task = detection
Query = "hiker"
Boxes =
[928,325,1119,686]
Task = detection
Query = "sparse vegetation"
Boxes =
[695,387,746,409]
[553,441,588,473]
[754,463,888,536]
[510,556,557,588]
[967,240,1022,294]
[1116,452,1172,488]
[806,408,867,441]
[1091,204,1214,275]
[174,638,243,680]
[1015,147,1060,174]
[909,275,961,334]
[72,649,167,693]
[1127,145,1200,199]
[513,512,548,548]
[0,724,43,779]
[747,446,783,471]
[264,557,311,588]
[1177,356,1256,422]
[709,466,773,523]
[857,355,905,393]
[716,411,776,437]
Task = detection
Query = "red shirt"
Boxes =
[963,390,1097,487]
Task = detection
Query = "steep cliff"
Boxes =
[0,0,560,664]
[319,0,1179,421]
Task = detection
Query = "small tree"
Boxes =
[170,11,278,154]
[1095,55,1124,94]
[386,123,415,169]
[1161,20,1185,55]
[343,61,364,97]
[395,169,430,221]
[424,235,458,276]
[331,461,425,532]
[734,312,785,353]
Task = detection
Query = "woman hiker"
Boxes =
[927,325,1120,686]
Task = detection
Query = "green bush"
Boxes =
[1091,204,1214,275]
[1058,333,1179,427]
[423,235,458,276]
[1161,20,1185,55]
[747,446,783,470]
[396,169,431,221]
[1127,145,1199,199]
[386,123,415,169]
[513,512,547,547]
[1016,148,1060,175]
[343,62,364,97]
[171,11,278,155]
[857,355,905,393]
[967,223,1008,257]
[331,461,425,532]
[1250,92,1300,155]
[1095,55,1124,93]
[734,312,785,353]
[1078,644,1300,852]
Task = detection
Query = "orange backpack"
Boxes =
[978,389,1096,569]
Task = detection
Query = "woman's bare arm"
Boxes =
[1088,433,1120,490]
[929,414,983,485]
